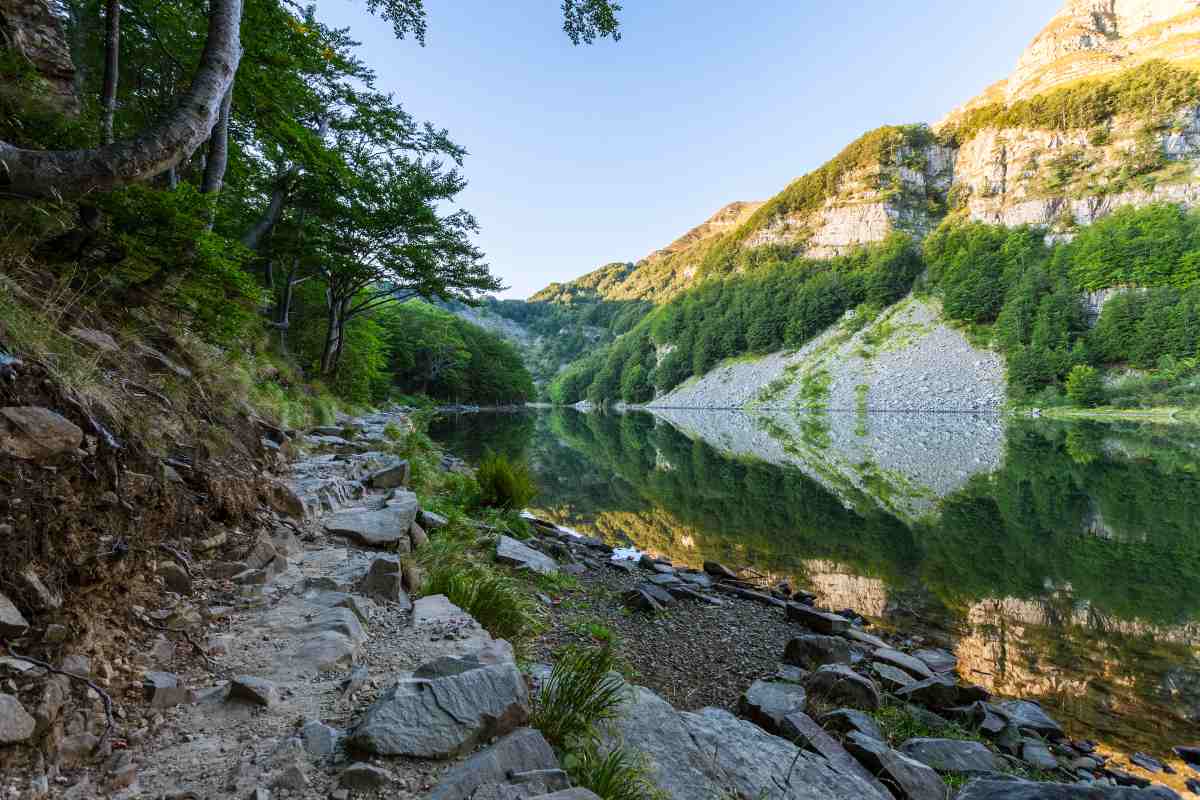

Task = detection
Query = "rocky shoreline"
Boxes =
[1,410,1196,799]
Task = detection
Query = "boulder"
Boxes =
[1022,740,1058,771]
[899,738,1002,773]
[844,628,891,649]
[17,567,62,611]
[873,662,917,692]
[843,731,947,800]
[350,663,529,758]
[243,535,278,570]
[339,763,394,790]
[325,499,419,549]
[300,720,339,758]
[805,664,881,710]
[677,571,713,589]
[428,728,559,800]
[230,676,279,707]
[995,700,1065,739]
[419,509,449,530]
[495,536,558,576]
[896,675,964,709]
[142,671,190,709]
[0,693,36,744]
[913,648,958,674]
[872,648,935,680]
[777,711,893,799]
[820,709,885,742]
[362,557,409,607]
[600,684,886,800]
[702,561,738,580]
[956,779,1181,798]
[0,592,30,638]
[786,602,850,635]
[409,521,429,549]
[784,634,854,670]
[368,460,410,489]
[0,407,83,459]
[737,680,807,734]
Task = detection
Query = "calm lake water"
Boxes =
[431,408,1200,764]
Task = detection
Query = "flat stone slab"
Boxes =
[994,700,1064,739]
[873,647,935,680]
[844,731,946,800]
[350,663,529,759]
[787,602,850,635]
[899,738,1002,773]
[738,680,806,734]
[324,500,418,549]
[495,536,558,575]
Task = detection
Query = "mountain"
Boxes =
[537,0,1200,306]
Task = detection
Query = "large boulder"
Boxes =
[350,663,529,758]
[872,648,935,680]
[324,501,418,549]
[898,738,1002,773]
[896,675,965,709]
[428,728,558,800]
[0,592,29,638]
[994,700,1065,739]
[0,694,36,744]
[820,709,884,742]
[368,460,410,489]
[601,684,889,800]
[956,779,1181,799]
[805,664,881,710]
[737,680,806,735]
[783,635,854,670]
[495,536,558,575]
[844,732,947,800]
[0,407,82,460]
[361,556,411,609]
[777,711,893,799]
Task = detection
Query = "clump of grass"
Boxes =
[417,535,539,646]
[531,644,627,749]
[870,701,981,746]
[564,743,665,800]
[568,619,616,644]
[475,450,537,510]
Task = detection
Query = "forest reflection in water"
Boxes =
[430,407,1200,760]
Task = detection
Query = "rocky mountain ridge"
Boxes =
[535,0,1200,306]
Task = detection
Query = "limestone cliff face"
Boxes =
[643,201,763,263]
[1007,0,1200,102]
[0,0,77,113]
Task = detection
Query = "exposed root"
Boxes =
[2,642,115,753]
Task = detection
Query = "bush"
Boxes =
[531,645,628,749]
[475,451,537,510]
[1066,365,1105,407]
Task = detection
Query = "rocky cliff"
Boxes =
[539,0,1200,306]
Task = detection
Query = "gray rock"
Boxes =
[873,662,917,692]
[368,460,410,489]
[602,684,888,800]
[820,709,885,742]
[419,509,449,529]
[509,768,570,791]
[0,592,30,639]
[896,675,964,709]
[844,731,947,800]
[0,693,36,744]
[243,535,278,570]
[784,634,853,670]
[495,536,558,575]
[702,561,738,580]
[0,406,83,459]
[350,663,529,758]
[995,700,1065,739]
[362,557,409,607]
[956,779,1181,799]
[738,679,806,734]
[677,571,714,589]
[787,602,850,635]
[805,664,881,710]
[899,738,1002,773]
[872,647,935,680]
[325,501,418,549]
[18,567,62,610]
[777,711,893,799]
[142,671,190,709]
[913,648,957,674]
[300,720,339,757]
[844,628,890,649]
[339,763,394,790]
[1022,740,1058,771]
[647,573,680,586]
[414,655,486,680]
[428,728,558,800]
[158,562,191,595]
[535,792,603,800]
[230,676,279,707]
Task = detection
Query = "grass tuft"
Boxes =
[531,644,627,749]
[475,450,537,510]
[564,743,666,800]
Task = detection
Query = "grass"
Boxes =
[531,644,628,749]
[563,743,666,800]
[567,619,618,645]
[475,450,538,510]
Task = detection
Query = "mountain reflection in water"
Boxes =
[430,408,1200,763]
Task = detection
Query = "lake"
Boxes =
[430,407,1200,764]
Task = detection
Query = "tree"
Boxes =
[1066,364,1105,407]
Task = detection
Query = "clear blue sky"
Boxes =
[317,0,1052,299]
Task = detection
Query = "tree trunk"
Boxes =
[200,86,233,196]
[0,0,243,199]
[276,258,298,354]
[320,295,342,376]
[99,0,120,144]
[240,176,288,250]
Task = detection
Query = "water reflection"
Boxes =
[430,408,1200,760]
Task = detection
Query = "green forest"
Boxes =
[547,203,1200,409]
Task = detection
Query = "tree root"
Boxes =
[2,642,115,753]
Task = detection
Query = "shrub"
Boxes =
[418,537,539,645]
[1066,364,1105,407]
[563,743,664,800]
[531,645,628,749]
[475,451,537,510]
